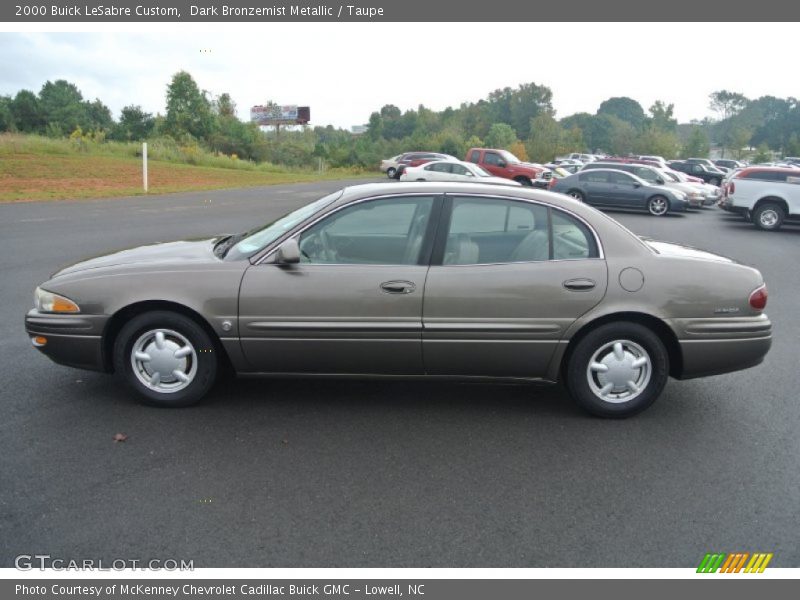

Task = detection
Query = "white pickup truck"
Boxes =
[722,167,800,231]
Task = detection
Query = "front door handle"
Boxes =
[380,280,416,294]
[563,278,596,291]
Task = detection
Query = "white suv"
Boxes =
[723,167,800,231]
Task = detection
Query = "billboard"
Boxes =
[251,104,310,125]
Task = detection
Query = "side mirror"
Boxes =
[633,182,642,188]
[497,160,507,168]
[656,177,665,185]
[275,239,300,264]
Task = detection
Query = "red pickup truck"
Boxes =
[465,148,546,186]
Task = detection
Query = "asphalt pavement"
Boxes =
[1,181,798,568]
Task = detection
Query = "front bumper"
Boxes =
[670,314,772,379]
[25,309,108,372]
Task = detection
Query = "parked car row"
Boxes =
[379,150,800,226]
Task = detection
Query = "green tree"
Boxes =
[485,122,517,149]
[0,96,14,131]
[38,80,87,136]
[214,93,237,117]
[709,90,749,157]
[526,114,565,163]
[648,100,677,132]
[9,90,44,133]
[164,71,214,140]
[751,143,772,163]
[112,105,155,141]
[681,126,710,158]
[366,111,384,141]
[633,125,679,158]
[84,98,114,131]
[598,97,646,129]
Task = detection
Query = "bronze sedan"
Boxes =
[25,182,772,417]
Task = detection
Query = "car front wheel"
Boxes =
[113,310,218,407]
[386,167,396,179]
[647,195,669,216]
[565,322,669,418]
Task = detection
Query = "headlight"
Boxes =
[34,287,80,313]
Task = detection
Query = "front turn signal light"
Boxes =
[35,287,81,313]
[32,336,48,347]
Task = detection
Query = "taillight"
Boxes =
[729,181,735,194]
[548,178,557,190]
[749,284,768,310]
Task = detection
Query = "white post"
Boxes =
[142,142,148,193]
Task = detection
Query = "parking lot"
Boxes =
[1,180,798,568]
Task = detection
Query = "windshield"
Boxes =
[473,165,492,177]
[662,171,680,182]
[230,191,342,257]
[499,150,521,164]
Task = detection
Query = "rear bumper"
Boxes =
[669,314,772,379]
[25,309,108,372]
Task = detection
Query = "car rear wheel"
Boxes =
[567,189,585,202]
[113,311,218,407]
[386,167,396,179]
[753,202,785,231]
[514,176,533,186]
[565,322,669,418]
[647,195,669,216]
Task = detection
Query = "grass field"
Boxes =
[0,134,372,202]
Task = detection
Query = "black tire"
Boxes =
[416,178,426,182]
[514,176,533,187]
[565,322,669,418]
[386,167,397,179]
[752,202,785,231]
[113,310,218,407]
[567,189,585,202]
[647,195,669,216]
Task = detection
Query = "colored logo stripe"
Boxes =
[697,552,773,573]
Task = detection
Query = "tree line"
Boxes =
[2,72,799,169]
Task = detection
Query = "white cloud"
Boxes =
[0,23,796,128]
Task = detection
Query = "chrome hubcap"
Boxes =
[587,340,651,403]
[131,329,197,393]
[649,198,667,215]
[760,209,778,227]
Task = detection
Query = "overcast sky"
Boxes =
[0,24,796,129]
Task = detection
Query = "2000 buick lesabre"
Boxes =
[25,182,772,417]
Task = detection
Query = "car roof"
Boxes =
[736,166,800,175]
[334,181,583,210]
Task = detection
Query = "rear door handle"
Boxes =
[380,280,416,294]
[563,278,596,291]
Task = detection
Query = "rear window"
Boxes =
[468,150,481,163]
[741,171,788,182]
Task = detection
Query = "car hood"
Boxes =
[642,238,734,263]
[52,237,223,277]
